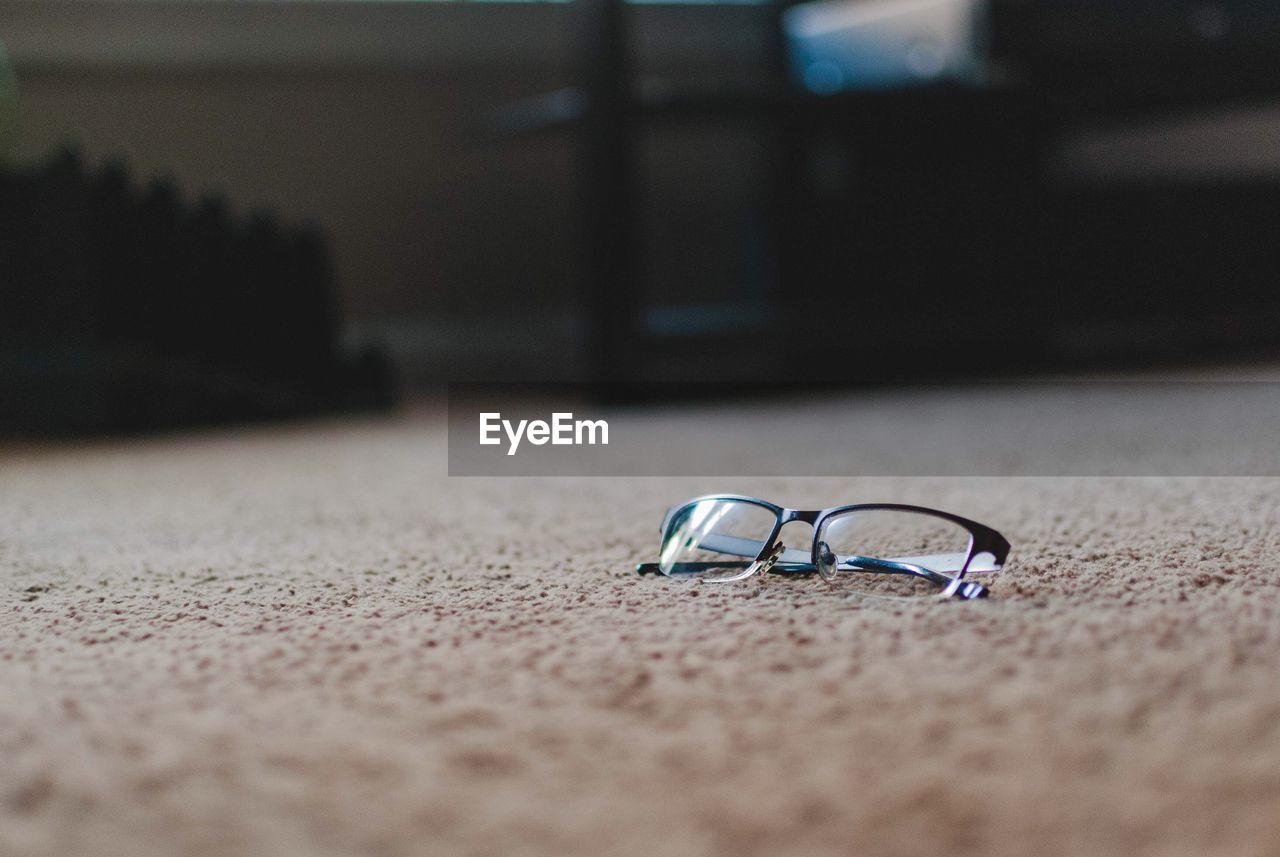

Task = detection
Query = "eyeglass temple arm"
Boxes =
[710,533,1003,574]
[634,560,814,575]
[636,531,990,598]
[636,533,813,576]
[633,557,986,598]
[839,556,989,600]
[671,532,997,574]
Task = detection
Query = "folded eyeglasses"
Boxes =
[636,495,1010,600]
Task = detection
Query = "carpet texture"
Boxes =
[3,395,1280,857]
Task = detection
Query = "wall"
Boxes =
[0,0,775,343]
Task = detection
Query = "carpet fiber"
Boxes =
[3,393,1280,857]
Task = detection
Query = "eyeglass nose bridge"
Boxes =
[778,508,821,526]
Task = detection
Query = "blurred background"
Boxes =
[3,0,1280,432]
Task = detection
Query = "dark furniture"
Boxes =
[0,148,394,434]
[505,0,1280,387]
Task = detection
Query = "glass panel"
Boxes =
[658,498,778,581]
[815,509,975,598]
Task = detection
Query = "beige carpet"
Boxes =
[3,394,1280,857]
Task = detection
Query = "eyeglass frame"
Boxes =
[635,494,1011,600]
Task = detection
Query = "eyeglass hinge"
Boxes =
[942,578,989,600]
[759,541,786,575]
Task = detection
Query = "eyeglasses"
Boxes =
[636,495,1010,600]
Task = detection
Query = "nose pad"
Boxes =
[816,540,838,581]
